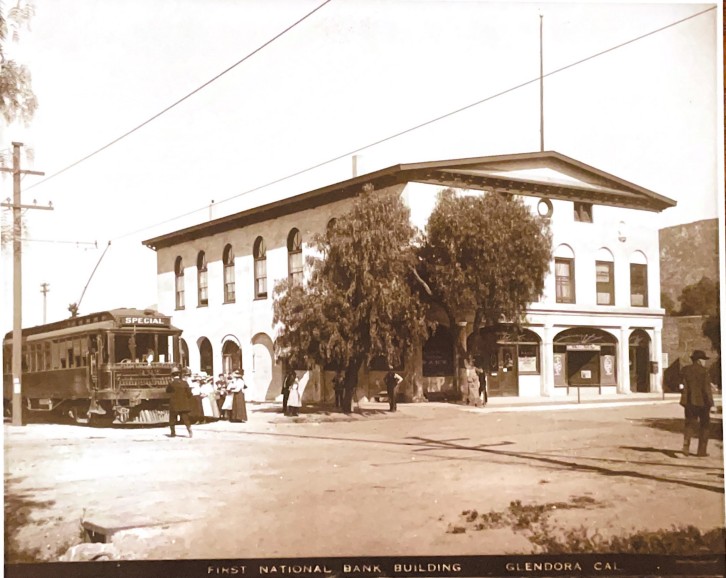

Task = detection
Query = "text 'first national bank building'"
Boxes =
[142,151,676,404]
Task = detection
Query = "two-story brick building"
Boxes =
[142,151,676,403]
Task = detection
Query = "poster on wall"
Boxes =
[600,354,617,385]
[553,353,566,386]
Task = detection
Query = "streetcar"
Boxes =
[2,308,184,425]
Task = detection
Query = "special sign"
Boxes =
[122,316,171,327]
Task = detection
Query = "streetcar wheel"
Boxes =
[68,404,90,425]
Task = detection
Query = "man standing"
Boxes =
[384,368,403,412]
[167,366,193,438]
[680,350,714,457]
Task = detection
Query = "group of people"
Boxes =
[166,366,248,437]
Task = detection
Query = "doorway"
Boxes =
[488,345,518,397]
[629,330,651,393]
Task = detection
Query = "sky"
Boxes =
[0,0,722,334]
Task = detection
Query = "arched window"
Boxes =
[554,244,575,304]
[629,251,648,307]
[223,244,235,303]
[253,236,267,299]
[197,251,208,307]
[287,228,303,286]
[174,256,185,310]
[595,248,615,306]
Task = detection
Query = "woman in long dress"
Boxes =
[287,379,302,417]
[200,377,220,420]
[189,374,205,424]
[228,369,248,423]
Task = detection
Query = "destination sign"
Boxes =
[122,316,171,327]
[566,344,601,351]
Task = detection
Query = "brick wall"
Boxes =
[659,219,719,308]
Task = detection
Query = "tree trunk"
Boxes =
[454,321,468,402]
[343,357,363,414]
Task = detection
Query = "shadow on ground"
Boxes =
[4,475,72,563]
[634,416,723,440]
[252,403,391,418]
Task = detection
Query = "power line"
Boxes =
[26,0,333,192]
[113,5,715,241]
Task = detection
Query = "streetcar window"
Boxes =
[51,341,60,369]
[44,343,51,371]
[35,344,43,371]
[74,339,83,367]
[3,345,10,373]
[21,347,29,372]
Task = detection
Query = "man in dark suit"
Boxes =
[679,350,714,457]
[167,366,193,438]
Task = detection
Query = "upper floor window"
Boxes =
[253,236,267,299]
[554,245,575,304]
[630,251,648,307]
[197,251,208,307]
[174,256,185,310]
[573,202,593,223]
[555,258,575,303]
[287,228,303,286]
[595,248,614,306]
[223,244,235,303]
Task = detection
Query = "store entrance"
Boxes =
[488,345,518,397]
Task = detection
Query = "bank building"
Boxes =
[142,151,675,403]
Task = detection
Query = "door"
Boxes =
[488,345,518,397]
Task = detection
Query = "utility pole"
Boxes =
[0,142,49,426]
[40,282,50,324]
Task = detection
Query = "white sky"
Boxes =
[1,0,722,333]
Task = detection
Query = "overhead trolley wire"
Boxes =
[25,0,334,192]
[111,4,715,241]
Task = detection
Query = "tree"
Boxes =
[678,276,719,316]
[660,291,677,316]
[416,189,552,379]
[418,189,552,329]
[1,0,38,125]
[273,186,429,412]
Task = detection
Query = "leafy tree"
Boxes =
[702,314,720,353]
[273,185,429,412]
[678,276,719,316]
[413,189,552,399]
[1,0,38,125]
[417,188,553,336]
[660,291,677,316]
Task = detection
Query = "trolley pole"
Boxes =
[1,142,48,426]
[40,282,50,324]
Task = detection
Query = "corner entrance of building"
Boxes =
[629,329,651,393]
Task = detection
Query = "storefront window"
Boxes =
[518,344,539,373]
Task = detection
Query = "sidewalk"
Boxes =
[244,391,695,425]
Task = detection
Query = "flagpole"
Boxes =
[539,14,545,152]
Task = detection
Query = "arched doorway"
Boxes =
[553,328,617,391]
[251,333,275,401]
[180,338,189,369]
[222,337,242,374]
[198,337,213,376]
[629,329,651,393]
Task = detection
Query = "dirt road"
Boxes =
[4,400,724,562]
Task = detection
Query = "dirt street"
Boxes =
[4,400,724,562]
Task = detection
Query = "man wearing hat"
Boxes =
[166,366,194,438]
[679,350,714,457]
